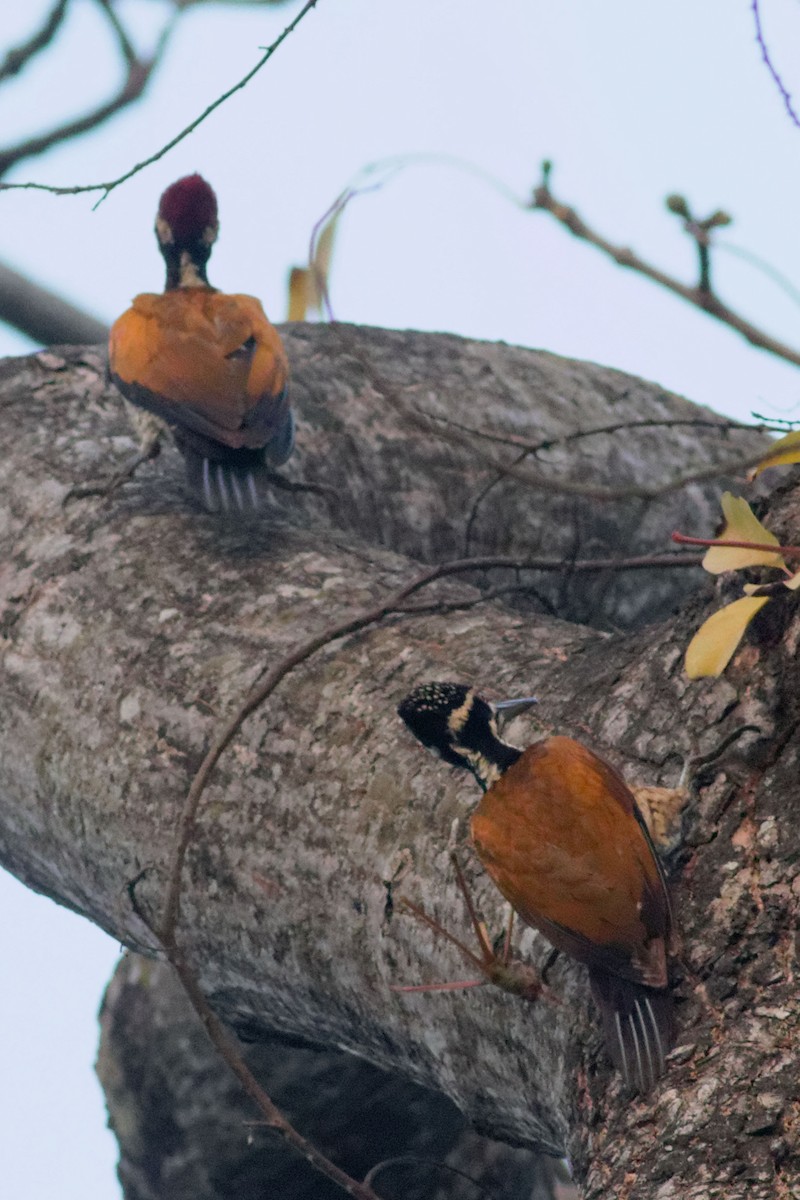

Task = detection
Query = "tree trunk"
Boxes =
[98,953,571,1200]
[0,329,796,1198]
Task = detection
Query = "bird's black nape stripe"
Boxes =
[161,241,212,290]
[457,697,521,773]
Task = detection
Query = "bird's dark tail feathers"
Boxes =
[174,410,296,514]
[589,967,673,1093]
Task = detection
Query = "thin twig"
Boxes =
[158,559,448,942]
[363,1155,491,1198]
[95,0,138,67]
[333,323,767,504]
[0,0,69,83]
[752,0,800,129]
[530,170,800,370]
[718,241,800,312]
[397,584,542,618]
[417,405,769,500]
[263,468,337,498]
[432,413,775,456]
[454,417,763,554]
[154,937,383,1200]
[0,1,322,203]
[751,412,800,428]
[672,532,800,560]
[463,448,530,555]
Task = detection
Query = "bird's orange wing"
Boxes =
[109,289,289,450]
[470,736,669,987]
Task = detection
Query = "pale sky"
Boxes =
[1,2,800,1196]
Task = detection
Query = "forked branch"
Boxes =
[0,0,178,179]
[0,1,322,202]
[530,163,800,371]
[0,0,69,84]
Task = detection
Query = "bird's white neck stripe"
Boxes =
[178,252,205,288]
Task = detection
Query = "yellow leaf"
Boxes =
[786,570,800,591]
[702,493,785,574]
[287,267,310,322]
[310,210,339,303]
[288,210,341,321]
[749,429,800,478]
[685,595,771,678]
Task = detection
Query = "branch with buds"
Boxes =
[530,162,800,370]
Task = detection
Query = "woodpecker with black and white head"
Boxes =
[109,174,294,513]
[397,680,674,1093]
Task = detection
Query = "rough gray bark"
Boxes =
[273,324,766,628]
[98,954,571,1200]
[0,328,796,1199]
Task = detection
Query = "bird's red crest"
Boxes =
[157,174,218,243]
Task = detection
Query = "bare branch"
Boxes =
[664,194,732,295]
[424,408,770,535]
[427,413,773,457]
[95,0,138,68]
[0,259,108,345]
[0,0,322,203]
[0,0,70,84]
[158,557,447,943]
[157,939,384,1200]
[363,1156,490,1197]
[463,448,530,555]
[403,552,704,578]
[328,320,770,506]
[530,168,800,370]
[672,531,800,560]
[752,0,800,129]
[416,406,769,501]
[0,1,179,179]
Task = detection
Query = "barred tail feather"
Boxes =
[589,968,673,1092]
[175,425,287,514]
[172,407,295,513]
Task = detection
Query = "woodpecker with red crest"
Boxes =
[109,174,294,512]
[397,681,674,1093]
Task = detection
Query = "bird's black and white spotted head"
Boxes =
[397,681,528,789]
